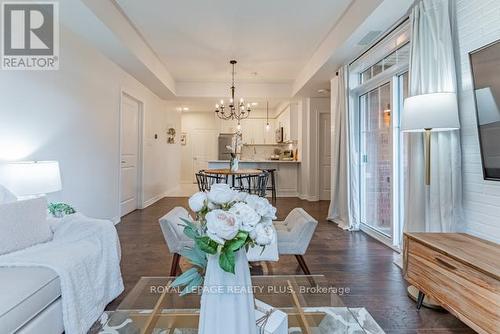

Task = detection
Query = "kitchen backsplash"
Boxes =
[240,144,296,161]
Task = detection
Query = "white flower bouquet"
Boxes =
[171,183,277,295]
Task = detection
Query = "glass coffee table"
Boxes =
[100,275,384,334]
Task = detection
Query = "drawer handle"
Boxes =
[435,257,456,270]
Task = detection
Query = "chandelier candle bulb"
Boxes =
[215,60,252,122]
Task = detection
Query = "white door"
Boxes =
[319,113,331,200]
[191,130,218,183]
[120,94,141,216]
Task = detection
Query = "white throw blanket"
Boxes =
[0,213,124,334]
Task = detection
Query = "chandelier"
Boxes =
[215,60,251,123]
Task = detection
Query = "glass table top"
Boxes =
[101,275,382,334]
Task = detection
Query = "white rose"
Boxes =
[229,202,261,232]
[188,191,207,212]
[234,191,248,202]
[207,183,236,205]
[206,209,240,244]
[250,223,275,246]
[245,195,275,218]
[263,205,277,220]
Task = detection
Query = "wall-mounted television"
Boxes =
[470,39,500,181]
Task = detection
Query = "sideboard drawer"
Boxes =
[407,253,499,333]
[408,240,500,298]
[404,234,500,334]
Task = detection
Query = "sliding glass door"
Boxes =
[359,82,393,237]
[355,71,409,245]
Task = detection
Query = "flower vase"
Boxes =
[230,157,239,172]
[198,248,256,334]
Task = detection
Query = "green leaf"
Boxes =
[180,273,203,296]
[195,236,218,255]
[225,231,249,251]
[170,267,199,288]
[183,226,198,240]
[219,248,236,274]
[179,217,196,228]
[179,246,207,269]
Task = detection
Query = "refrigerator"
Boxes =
[218,133,235,160]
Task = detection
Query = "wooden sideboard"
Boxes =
[403,233,500,334]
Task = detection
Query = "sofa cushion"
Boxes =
[0,267,61,333]
[0,197,52,255]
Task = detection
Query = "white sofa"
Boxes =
[0,267,63,334]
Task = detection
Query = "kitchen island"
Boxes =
[208,160,300,197]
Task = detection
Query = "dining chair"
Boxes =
[237,171,269,197]
[260,168,277,204]
[158,207,194,276]
[195,171,228,192]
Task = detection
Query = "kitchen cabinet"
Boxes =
[207,160,300,197]
[240,118,276,144]
[276,106,291,142]
[218,117,277,144]
[276,103,298,142]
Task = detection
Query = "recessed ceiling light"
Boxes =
[251,102,258,106]
[183,107,189,111]
[317,89,330,94]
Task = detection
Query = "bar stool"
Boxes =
[260,168,277,204]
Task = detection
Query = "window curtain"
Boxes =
[403,0,463,237]
[328,66,359,230]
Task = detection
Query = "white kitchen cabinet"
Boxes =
[275,163,298,195]
[239,118,276,144]
[277,106,291,142]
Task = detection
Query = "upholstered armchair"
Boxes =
[275,208,318,275]
[158,207,194,276]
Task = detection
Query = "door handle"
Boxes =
[121,160,126,164]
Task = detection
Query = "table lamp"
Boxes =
[0,161,62,198]
[402,92,460,185]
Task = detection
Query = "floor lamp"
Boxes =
[401,92,460,308]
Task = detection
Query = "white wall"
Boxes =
[455,0,500,242]
[297,97,330,201]
[180,112,220,183]
[0,27,181,222]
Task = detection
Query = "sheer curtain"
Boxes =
[403,0,463,236]
[328,66,358,230]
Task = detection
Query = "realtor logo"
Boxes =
[1,2,59,70]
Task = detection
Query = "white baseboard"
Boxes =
[276,191,299,198]
[141,185,183,208]
[111,216,121,225]
[298,193,320,202]
[164,185,182,197]
[141,192,167,209]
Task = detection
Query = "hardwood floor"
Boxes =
[108,197,474,333]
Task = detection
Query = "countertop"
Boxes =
[208,160,301,164]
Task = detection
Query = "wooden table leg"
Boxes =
[142,280,172,334]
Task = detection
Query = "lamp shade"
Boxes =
[0,161,62,196]
[402,92,460,132]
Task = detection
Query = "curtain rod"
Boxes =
[348,16,410,66]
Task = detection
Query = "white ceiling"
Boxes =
[115,0,353,83]
[167,97,284,113]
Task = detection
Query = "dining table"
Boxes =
[203,168,263,188]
